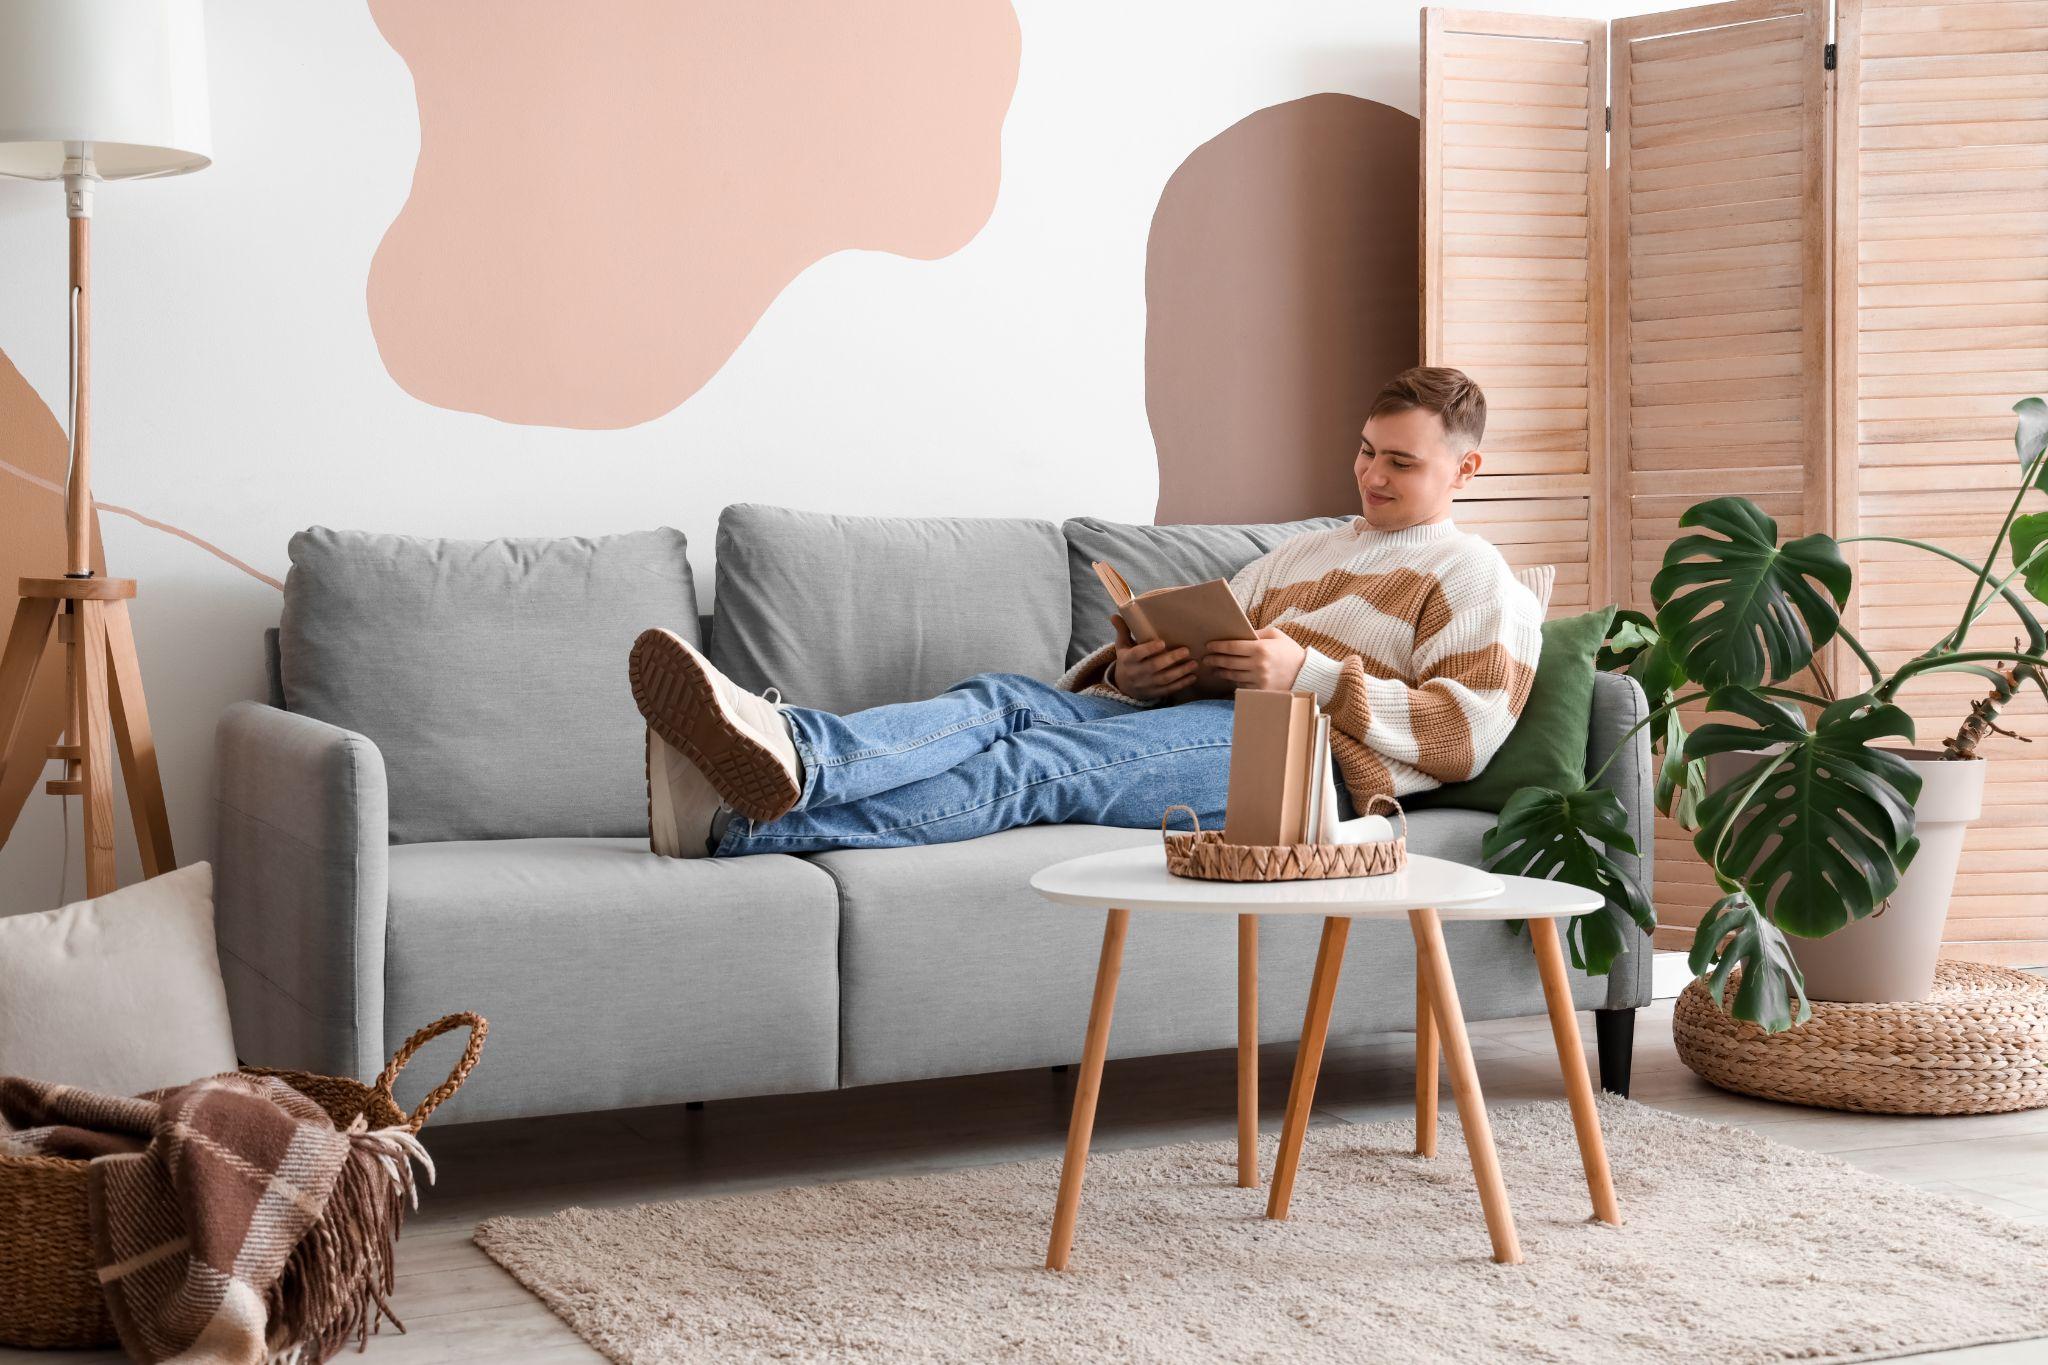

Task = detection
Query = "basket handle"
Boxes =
[373,1012,488,1131]
[1160,804,1203,845]
[1362,794,1409,843]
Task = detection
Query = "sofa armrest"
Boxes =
[212,700,390,1081]
[1586,672,1655,1010]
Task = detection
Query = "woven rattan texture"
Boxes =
[1674,963,2048,1116]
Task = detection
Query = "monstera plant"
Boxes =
[1484,399,2048,1032]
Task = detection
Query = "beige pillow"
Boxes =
[0,863,238,1098]
[1515,563,1556,614]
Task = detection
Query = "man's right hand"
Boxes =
[1109,615,1197,701]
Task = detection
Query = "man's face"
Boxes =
[1354,407,1482,531]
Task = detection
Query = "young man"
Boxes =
[631,366,1542,858]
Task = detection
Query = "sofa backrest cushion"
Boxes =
[1060,516,1354,665]
[707,504,1069,714]
[280,527,698,844]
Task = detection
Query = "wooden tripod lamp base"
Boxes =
[0,575,176,898]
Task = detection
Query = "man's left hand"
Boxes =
[1204,627,1308,692]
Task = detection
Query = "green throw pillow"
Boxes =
[1406,606,1615,814]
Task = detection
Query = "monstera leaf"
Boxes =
[2012,511,2048,606]
[1481,786,1655,975]
[1650,497,1851,690]
[1657,708,1706,827]
[1596,609,1659,674]
[1594,612,1703,823]
[1689,892,1811,1033]
[1685,690,1922,939]
[2017,396,2048,492]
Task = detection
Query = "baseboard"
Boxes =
[1651,950,1692,1001]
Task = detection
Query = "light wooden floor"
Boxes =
[10,998,2045,1364]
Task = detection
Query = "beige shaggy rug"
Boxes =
[474,1097,2048,1363]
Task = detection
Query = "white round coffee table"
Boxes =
[1029,844,1614,1271]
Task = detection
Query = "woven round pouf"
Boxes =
[1674,960,2048,1115]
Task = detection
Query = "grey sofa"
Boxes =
[213,504,1653,1125]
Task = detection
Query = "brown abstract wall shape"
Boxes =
[0,348,105,835]
[1147,94,1419,524]
[366,0,1021,430]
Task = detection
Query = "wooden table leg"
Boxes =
[1415,954,1439,1158]
[1046,907,1131,1271]
[1530,917,1621,1225]
[1265,915,1350,1221]
[1409,908,1522,1264]
[1237,913,1259,1187]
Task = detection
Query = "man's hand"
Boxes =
[1205,626,1309,692]
[1109,615,1197,701]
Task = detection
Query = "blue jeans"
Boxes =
[714,672,1250,855]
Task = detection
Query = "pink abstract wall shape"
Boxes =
[366,0,1021,430]
[1147,94,1420,524]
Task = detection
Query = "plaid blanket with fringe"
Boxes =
[0,1072,430,1364]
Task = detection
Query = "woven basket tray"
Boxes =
[0,1012,487,1351]
[1674,963,2048,1116]
[1160,798,1407,882]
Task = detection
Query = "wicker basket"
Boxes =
[1674,963,2048,1116]
[0,1012,487,1350]
[1160,797,1407,882]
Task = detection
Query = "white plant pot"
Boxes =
[1702,748,1986,1004]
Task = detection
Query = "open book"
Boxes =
[1091,560,1258,660]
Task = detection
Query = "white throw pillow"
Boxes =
[0,863,239,1099]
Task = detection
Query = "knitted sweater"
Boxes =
[1057,518,1543,804]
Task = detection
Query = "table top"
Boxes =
[1029,845,1603,920]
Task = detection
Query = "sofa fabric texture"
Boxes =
[381,838,840,1124]
[279,527,698,844]
[214,701,391,1081]
[707,504,1071,714]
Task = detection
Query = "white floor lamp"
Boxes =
[0,0,212,895]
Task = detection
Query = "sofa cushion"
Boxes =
[823,811,1603,1090]
[708,504,1070,714]
[821,824,1225,1088]
[1061,516,1352,666]
[280,528,697,844]
[382,838,840,1123]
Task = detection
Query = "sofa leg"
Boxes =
[1594,1008,1635,1097]
[1049,1064,1070,1075]
[685,1100,705,1111]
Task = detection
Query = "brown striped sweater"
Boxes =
[1057,518,1544,805]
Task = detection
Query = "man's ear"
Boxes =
[1453,447,1484,487]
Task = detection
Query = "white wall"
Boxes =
[0,0,1642,908]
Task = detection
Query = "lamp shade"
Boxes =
[0,0,210,180]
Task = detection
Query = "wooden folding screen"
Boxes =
[1834,0,2048,968]
[1420,9,1607,617]
[1423,0,2048,966]
[1609,0,1832,947]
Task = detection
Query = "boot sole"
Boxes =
[630,630,800,823]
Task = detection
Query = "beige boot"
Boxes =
[630,629,802,822]
[646,729,727,858]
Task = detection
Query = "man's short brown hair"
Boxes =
[1367,366,1486,450]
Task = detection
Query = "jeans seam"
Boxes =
[728,739,1234,846]
[809,702,1033,769]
